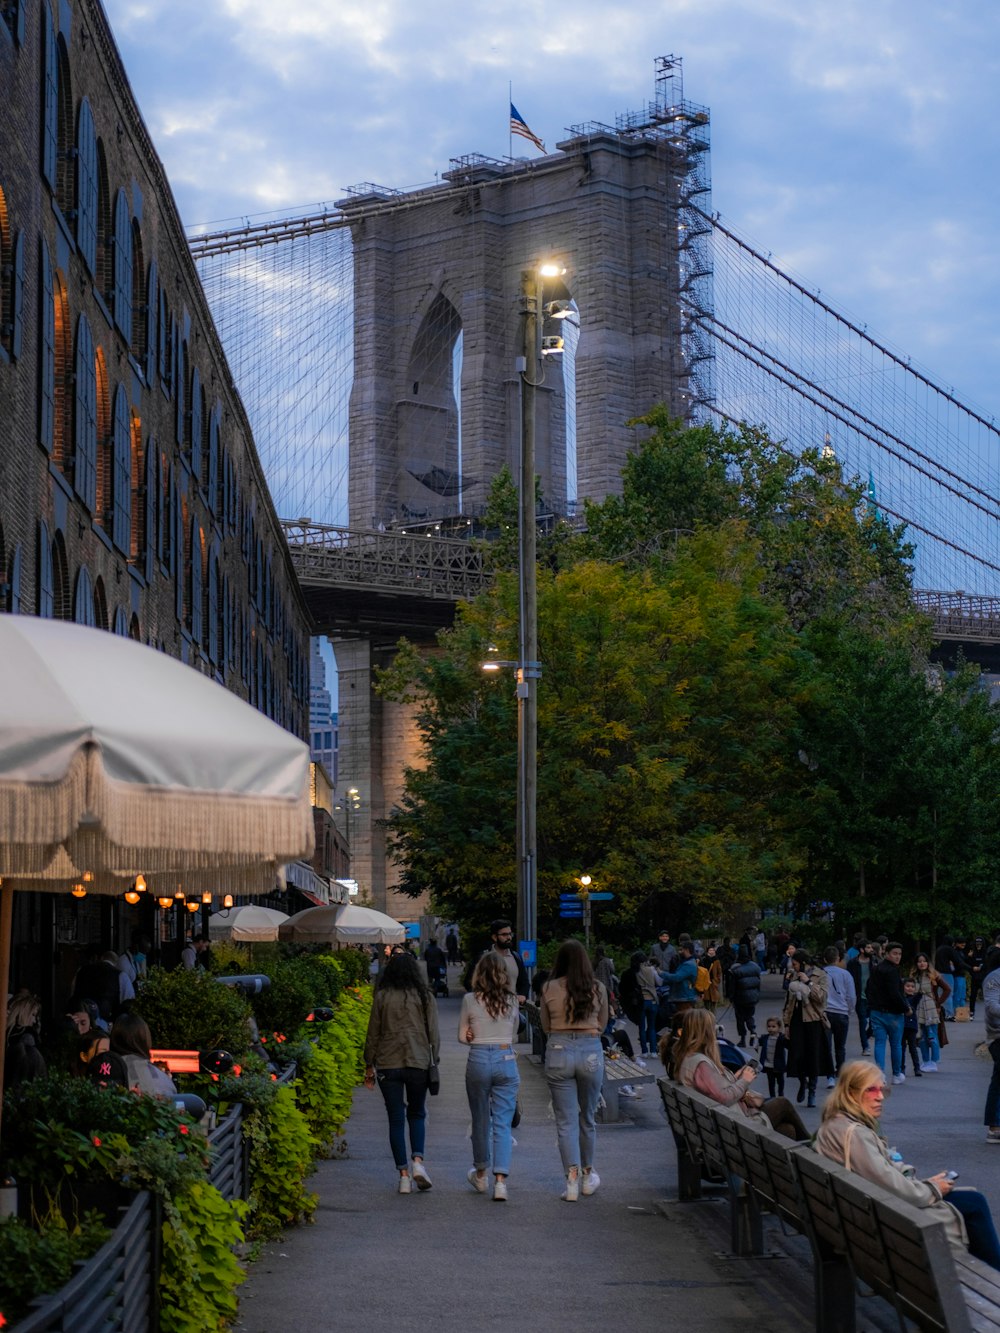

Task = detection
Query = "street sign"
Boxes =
[559,906,584,917]
[519,940,537,967]
[559,892,583,902]
[588,892,615,902]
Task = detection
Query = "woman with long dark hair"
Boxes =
[911,952,950,1071]
[540,939,609,1201]
[364,951,440,1194]
[459,953,520,1201]
[782,948,832,1107]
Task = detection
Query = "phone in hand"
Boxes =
[945,1171,960,1181]
[744,1057,761,1074]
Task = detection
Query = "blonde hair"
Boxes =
[669,1008,722,1079]
[6,989,41,1036]
[821,1059,884,1129]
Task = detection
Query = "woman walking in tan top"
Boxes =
[364,952,440,1194]
[459,953,520,1201]
[541,939,609,1201]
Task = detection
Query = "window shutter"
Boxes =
[39,240,55,452]
[112,386,131,552]
[41,5,58,189]
[189,367,201,474]
[113,192,132,344]
[208,408,219,512]
[14,0,25,44]
[144,439,156,578]
[37,521,53,617]
[191,520,202,643]
[74,316,98,511]
[145,259,158,382]
[77,100,98,272]
[11,232,24,359]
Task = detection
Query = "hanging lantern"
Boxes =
[158,896,174,910]
[134,874,147,894]
[201,891,213,905]
[174,887,185,901]
[82,870,94,883]
[222,894,234,909]
[185,900,199,914]
[71,883,87,899]
[124,888,140,905]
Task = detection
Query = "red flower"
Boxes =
[179,1125,190,1136]
[92,1137,102,1147]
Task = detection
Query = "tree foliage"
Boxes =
[379,414,1000,945]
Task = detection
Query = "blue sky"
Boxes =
[105,0,1000,423]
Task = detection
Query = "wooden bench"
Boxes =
[598,1054,655,1122]
[661,1078,1000,1331]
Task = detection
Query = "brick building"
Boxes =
[0,0,310,729]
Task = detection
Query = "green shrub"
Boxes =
[250,956,339,1042]
[244,1086,318,1239]
[160,1182,246,1333]
[132,965,253,1057]
[320,948,372,988]
[0,1211,110,1326]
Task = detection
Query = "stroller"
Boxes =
[429,966,449,998]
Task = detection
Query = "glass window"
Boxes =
[73,565,95,627]
[112,191,132,344]
[76,99,98,273]
[74,315,98,511]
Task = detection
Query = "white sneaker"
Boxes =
[619,1086,641,1099]
[987,1128,1000,1144]
[467,1168,487,1193]
[493,1177,508,1202]
[919,1062,935,1073]
[398,1173,412,1194]
[826,1077,836,1089]
[562,1174,580,1202]
[411,1160,432,1190]
[891,1074,906,1086]
[581,1168,600,1196]
[634,1058,648,1069]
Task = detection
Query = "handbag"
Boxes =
[423,996,440,1095]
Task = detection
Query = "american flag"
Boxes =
[510,103,545,153]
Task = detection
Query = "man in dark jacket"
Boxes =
[846,940,874,1055]
[935,935,966,1019]
[462,920,529,1002]
[730,946,762,1047]
[867,942,907,1084]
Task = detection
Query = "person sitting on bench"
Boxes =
[816,1061,1000,1271]
[672,1009,809,1141]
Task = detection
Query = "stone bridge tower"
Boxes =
[331,64,712,918]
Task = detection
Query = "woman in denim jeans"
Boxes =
[363,952,440,1194]
[540,940,609,1201]
[458,954,520,1201]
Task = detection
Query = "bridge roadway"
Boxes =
[281,521,1000,662]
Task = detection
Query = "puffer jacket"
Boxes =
[730,960,762,1007]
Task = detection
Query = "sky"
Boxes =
[103,0,1000,425]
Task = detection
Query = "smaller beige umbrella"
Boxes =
[208,904,289,942]
[279,903,405,945]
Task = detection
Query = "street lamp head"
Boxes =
[580,874,592,887]
[539,262,565,278]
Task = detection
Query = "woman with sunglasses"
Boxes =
[816,1061,1000,1271]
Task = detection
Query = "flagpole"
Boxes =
[509,81,513,158]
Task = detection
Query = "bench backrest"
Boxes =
[793,1148,968,1333]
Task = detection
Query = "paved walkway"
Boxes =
[236,971,801,1332]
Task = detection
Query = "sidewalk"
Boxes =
[235,976,801,1332]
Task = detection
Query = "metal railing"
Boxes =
[914,589,1000,644]
[208,1104,248,1202]
[280,521,491,602]
[13,1192,160,1333]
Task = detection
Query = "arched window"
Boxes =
[177,494,189,623]
[73,314,98,511]
[114,605,128,636]
[222,572,231,675]
[175,338,188,446]
[76,99,98,273]
[0,188,24,362]
[73,566,95,626]
[37,520,53,617]
[162,457,174,570]
[128,613,141,641]
[3,0,24,43]
[52,264,70,464]
[112,191,132,344]
[39,240,56,452]
[93,575,108,630]
[158,288,169,384]
[52,531,70,619]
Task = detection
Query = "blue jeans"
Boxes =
[953,975,967,1009]
[870,1010,904,1077]
[465,1045,520,1176]
[639,1000,658,1055]
[950,1189,1000,1271]
[941,978,955,1018]
[984,1038,1000,1128]
[545,1032,604,1172]
[377,1067,428,1168]
[919,1024,940,1063]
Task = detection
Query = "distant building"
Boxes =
[309,639,339,783]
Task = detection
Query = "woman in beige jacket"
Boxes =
[816,1061,1000,1270]
[782,949,832,1107]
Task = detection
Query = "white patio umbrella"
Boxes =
[279,903,405,945]
[208,904,289,942]
[0,615,314,1125]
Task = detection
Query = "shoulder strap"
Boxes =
[842,1119,858,1172]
